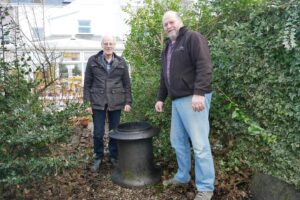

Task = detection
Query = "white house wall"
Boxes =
[7,0,133,91]
[47,0,128,38]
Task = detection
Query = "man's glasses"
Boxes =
[103,42,115,46]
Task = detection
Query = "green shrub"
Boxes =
[209,0,300,187]
[0,4,84,188]
[123,0,300,187]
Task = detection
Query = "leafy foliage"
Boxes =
[208,0,300,187]
[122,0,182,161]
[123,0,300,187]
[0,4,84,187]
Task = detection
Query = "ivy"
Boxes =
[209,0,300,187]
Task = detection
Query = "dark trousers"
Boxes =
[92,108,121,160]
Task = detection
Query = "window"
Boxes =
[63,52,80,61]
[72,65,81,76]
[78,20,91,34]
[32,27,44,41]
[59,64,68,78]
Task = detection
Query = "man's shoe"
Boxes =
[91,159,101,172]
[163,178,188,187]
[110,158,118,167]
[194,191,213,200]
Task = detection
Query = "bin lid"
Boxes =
[110,121,159,140]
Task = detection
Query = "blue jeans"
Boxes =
[92,108,121,160]
[171,94,214,192]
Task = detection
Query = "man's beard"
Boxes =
[168,30,178,41]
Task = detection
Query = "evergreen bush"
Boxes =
[123,0,300,187]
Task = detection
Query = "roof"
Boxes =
[11,0,74,5]
[31,37,124,51]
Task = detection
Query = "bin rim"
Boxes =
[110,121,159,140]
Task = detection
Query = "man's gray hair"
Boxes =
[101,35,116,44]
[162,10,184,26]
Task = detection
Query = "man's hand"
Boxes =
[124,104,131,112]
[85,107,93,114]
[155,101,164,112]
[192,95,205,112]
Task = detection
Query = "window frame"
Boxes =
[78,20,91,34]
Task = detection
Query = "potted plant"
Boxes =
[79,115,91,128]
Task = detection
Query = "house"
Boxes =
[2,0,140,106]
[5,0,133,83]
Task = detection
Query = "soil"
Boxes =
[6,124,253,200]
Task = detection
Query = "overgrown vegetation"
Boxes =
[123,0,300,188]
[0,4,84,190]
[1,0,299,197]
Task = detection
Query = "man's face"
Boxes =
[163,14,182,41]
[101,37,116,56]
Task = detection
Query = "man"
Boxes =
[84,35,132,172]
[155,11,214,200]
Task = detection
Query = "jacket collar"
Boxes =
[97,50,118,61]
[178,26,188,38]
[165,26,188,45]
[95,51,122,67]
